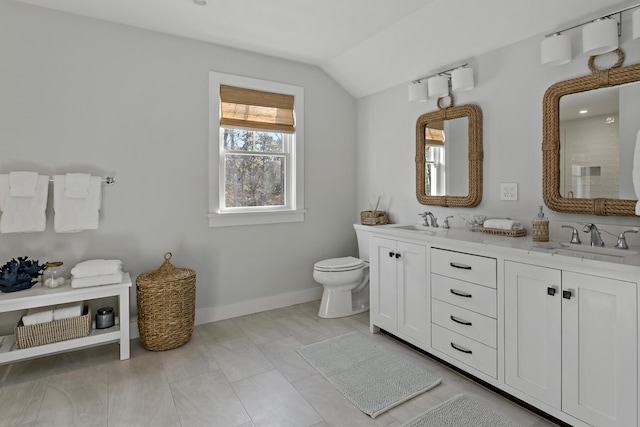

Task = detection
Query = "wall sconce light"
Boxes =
[409,64,474,102]
[541,3,639,66]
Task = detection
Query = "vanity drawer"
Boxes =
[431,299,497,348]
[431,248,496,288]
[432,324,497,378]
[431,274,497,318]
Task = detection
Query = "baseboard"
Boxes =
[129,286,323,339]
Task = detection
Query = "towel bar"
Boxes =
[48,176,115,185]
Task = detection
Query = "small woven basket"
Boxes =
[15,306,91,349]
[360,210,388,226]
[480,227,527,237]
[136,253,196,351]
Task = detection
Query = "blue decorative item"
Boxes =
[0,257,46,293]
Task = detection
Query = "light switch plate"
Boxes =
[500,183,518,201]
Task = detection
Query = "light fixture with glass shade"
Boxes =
[541,33,572,66]
[409,63,474,102]
[451,67,475,92]
[427,75,449,99]
[408,80,428,102]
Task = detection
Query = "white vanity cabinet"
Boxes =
[370,236,428,344]
[505,262,637,427]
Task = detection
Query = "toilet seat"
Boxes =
[314,256,365,273]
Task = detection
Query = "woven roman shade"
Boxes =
[220,85,295,133]
[425,127,445,145]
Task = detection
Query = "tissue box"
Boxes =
[14,306,91,349]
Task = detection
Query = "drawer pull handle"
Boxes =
[395,253,401,259]
[389,252,394,258]
[450,315,472,326]
[450,262,472,270]
[450,342,473,354]
[563,290,572,300]
[450,289,472,298]
[547,287,557,296]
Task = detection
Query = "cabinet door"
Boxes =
[562,272,637,427]
[370,236,398,331]
[397,241,427,342]
[504,261,561,408]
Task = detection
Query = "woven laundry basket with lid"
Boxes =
[136,252,196,351]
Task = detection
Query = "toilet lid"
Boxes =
[314,256,365,272]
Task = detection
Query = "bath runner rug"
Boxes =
[297,331,441,418]
[399,393,525,427]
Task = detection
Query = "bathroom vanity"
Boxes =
[368,225,639,427]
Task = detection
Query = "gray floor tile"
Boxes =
[0,377,48,427]
[206,336,274,383]
[258,335,317,382]
[159,338,219,383]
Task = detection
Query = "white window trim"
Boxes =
[208,72,305,227]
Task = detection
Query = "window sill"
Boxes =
[208,209,306,227]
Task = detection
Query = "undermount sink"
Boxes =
[530,242,638,264]
[389,224,448,233]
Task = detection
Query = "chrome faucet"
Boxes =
[443,216,454,229]
[419,212,439,227]
[582,223,604,247]
[561,225,581,244]
[615,230,638,249]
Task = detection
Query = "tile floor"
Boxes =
[0,301,558,427]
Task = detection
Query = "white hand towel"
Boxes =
[22,306,54,325]
[71,271,124,288]
[633,130,640,216]
[483,219,524,230]
[9,171,38,197]
[53,302,83,320]
[0,174,49,233]
[71,259,123,278]
[53,175,102,232]
[64,173,92,198]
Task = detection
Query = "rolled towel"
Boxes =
[71,271,124,288]
[483,219,524,230]
[53,302,83,321]
[22,306,54,325]
[71,259,123,278]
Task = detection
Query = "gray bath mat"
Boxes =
[297,331,441,418]
[400,393,525,427]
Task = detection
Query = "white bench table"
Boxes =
[0,272,131,365]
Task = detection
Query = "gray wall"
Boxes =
[0,1,358,331]
[357,13,640,234]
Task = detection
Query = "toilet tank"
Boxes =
[354,224,373,261]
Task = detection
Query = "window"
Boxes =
[209,72,305,227]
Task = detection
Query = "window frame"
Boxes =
[208,72,305,227]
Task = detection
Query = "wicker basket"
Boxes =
[480,227,527,237]
[360,210,388,226]
[136,253,196,351]
[15,306,91,349]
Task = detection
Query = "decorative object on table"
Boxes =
[70,259,123,288]
[136,252,196,351]
[481,219,527,237]
[96,307,115,329]
[465,214,487,231]
[532,205,550,242]
[42,261,68,288]
[0,257,46,293]
[360,196,388,225]
[15,306,91,349]
[0,172,49,233]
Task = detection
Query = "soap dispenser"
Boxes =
[532,205,549,242]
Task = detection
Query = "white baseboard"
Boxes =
[129,286,323,340]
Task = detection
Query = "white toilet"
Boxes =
[314,224,372,318]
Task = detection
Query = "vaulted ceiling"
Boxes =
[14,0,631,98]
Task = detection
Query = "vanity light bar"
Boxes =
[544,2,640,38]
[411,63,469,85]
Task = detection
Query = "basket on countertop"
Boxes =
[360,210,388,226]
[480,227,527,237]
[15,306,91,349]
[136,253,196,351]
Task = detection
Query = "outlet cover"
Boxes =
[500,183,518,201]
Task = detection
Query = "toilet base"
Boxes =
[318,287,370,319]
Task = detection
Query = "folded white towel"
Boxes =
[53,175,102,232]
[0,174,49,233]
[22,306,54,326]
[71,271,124,288]
[53,302,84,321]
[9,171,38,197]
[64,173,92,198]
[633,130,640,216]
[483,219,524,230]
[71,259,123,278]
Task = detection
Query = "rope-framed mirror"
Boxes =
[542,49,640,216]
[416,94,483,207]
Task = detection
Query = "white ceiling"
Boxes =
[14,0,632,98]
